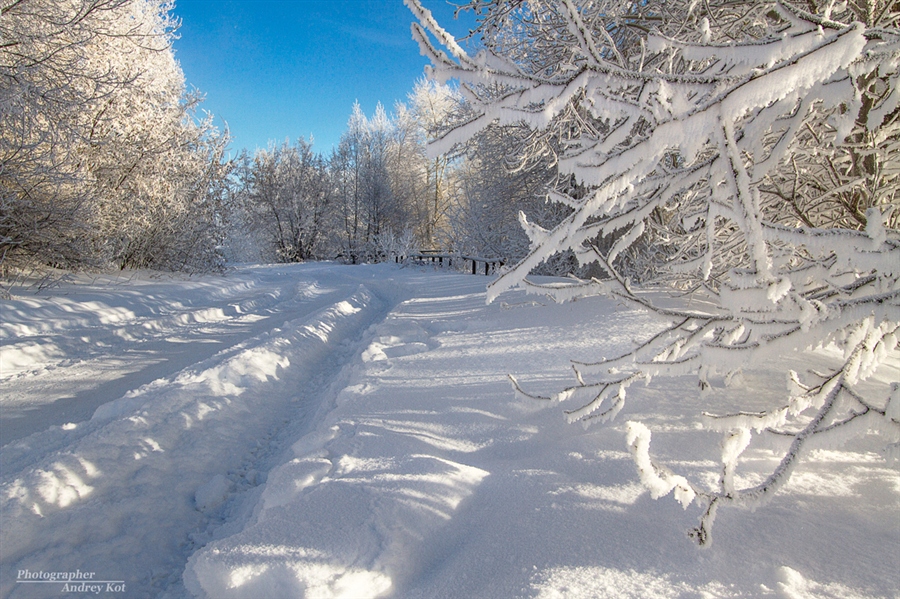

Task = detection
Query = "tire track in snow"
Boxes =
[0,280,396,599]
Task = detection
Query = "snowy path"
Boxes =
[1,265,367,444]
[1,265,398,597]
[1,264,897,598]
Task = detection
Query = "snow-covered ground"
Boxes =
[1,263,897,598]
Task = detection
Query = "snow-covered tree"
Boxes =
[1,0,134,270]
[239,138,332,263]
[331,102,404,262]
[449,120,574,269]
[408,0,900,544]
[88,92,231,272]
[364,103,406,244]
[389,100,428,245]
[330,103,368,262]
[404,78,462,249]
[1,0,230,274]
[331,101,440,262]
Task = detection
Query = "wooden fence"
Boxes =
[398,250,504,276]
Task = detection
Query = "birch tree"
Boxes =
[408,0,899,544]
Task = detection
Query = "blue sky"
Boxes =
[171,1,476,156]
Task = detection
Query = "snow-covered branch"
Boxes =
[409,0,900,544]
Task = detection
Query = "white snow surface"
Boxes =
[1,263,897,598]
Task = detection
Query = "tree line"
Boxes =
[1,0,574,280]
[226,79,571,268]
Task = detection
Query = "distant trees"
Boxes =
[0,0,570,276]
[449,121,567,266]
[1,0,730,281]
[1,0,231,274]
[237,138,331,263]
[408,0,899,545]
[235,83,470,264]
[326,101,410,263]
[404,79,460,249]
[367,104,406,244]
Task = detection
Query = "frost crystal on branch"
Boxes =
[408,0,900,544]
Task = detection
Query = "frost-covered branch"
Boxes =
[409,0,900,544]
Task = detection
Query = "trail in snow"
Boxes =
[183,267,898,599]
[0,265,361,444]
[0,265,401,598]
[1,263,897,599]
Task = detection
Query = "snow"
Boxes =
[1,263,898,598]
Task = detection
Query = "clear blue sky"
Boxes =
[171,0,477,156]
